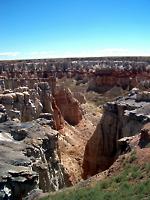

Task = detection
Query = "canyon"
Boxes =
[0,57,149,199]
[83,89,150,178]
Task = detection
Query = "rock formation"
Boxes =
[36,82,64,130]
[0,82,84,130]
[0,58,150,94]
[0,118,68,199]
[0,88,42,122]
[117,122,150,153]
[0,62,85,199]
[0,57,149,199]
[83,90,150,179]
[54,86,83,126]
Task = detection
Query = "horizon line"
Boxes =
[1,55,150,62]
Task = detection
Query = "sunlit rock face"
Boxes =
[0,61,85,199]
[0,118,69,199]
[36,82,65,130]
[87,65,150,93]
[54,86,83,126]
[0,89,41,122]
[82,90,150,179]
[0,78,83,129]
[0,58,149,94]
[117,123,150,153]
[0,58,149,198]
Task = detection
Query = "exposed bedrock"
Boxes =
[0,118,70,199]
[0,59,150,94]
[117,122,150,153]
[35,82,64,130]
[0,59,149,198]
[87,75,131,92]
[3,77,56,93]
[0,82,83,198]
[87,68,150,93]
[54,86,83,126]
[0,82,83,130]
[82,90,150,179]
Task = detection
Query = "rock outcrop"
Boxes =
[117,122,150,153]
[0,57,149,198]
[0,82,83,130]
[83,90,150,179]
[0,58,149,94]
[0,81,84,198]
[0,81,84,199]
[0,118,68,199]
[54,86,83,126]
[36,82,64,130]
[0,89,41,122]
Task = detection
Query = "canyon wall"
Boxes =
[0,83,83,130]
[0,58,149,198]
[0,84,83,198]
[0,59,150,93]
[82,90,150,179]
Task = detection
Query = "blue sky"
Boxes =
[0,0,150,60]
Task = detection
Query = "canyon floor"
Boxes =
[39,91,150,200]
[57,78,102,184]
